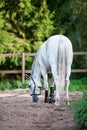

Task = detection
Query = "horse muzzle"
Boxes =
[29,86,41,96]
[32,94,39,102]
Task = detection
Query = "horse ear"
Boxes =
[27,73,31,77]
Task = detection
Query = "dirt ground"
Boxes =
[0,89,83,130]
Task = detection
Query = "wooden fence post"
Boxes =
[22,53,25,83]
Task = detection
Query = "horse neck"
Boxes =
[31,59,41,81]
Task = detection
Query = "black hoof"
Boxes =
[32,95,39,102]
[44,96,55,103]
[49,97,55,103]
[44,97,51,103]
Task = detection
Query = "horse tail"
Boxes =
[58,43,65,95]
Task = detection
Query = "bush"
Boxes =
[70,94,87,128]
[0,30,31,69]
[69,77,87,92]
[0,80,28,91]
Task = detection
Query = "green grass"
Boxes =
[0,80,28,91]
[0,77,87,92]
[70,94,87,128]
[69,77,87,92]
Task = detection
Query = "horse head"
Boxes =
[26,74,41,102]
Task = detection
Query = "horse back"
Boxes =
[36,35,73,70]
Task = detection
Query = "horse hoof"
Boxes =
[44,97,55,103]
[54,102,60,106]
[66,100,70,106]
[44,97,50,103]
[44,100,49,103]
[44,97,51,103]
[55,99,60,106]
[32,95,39,102]
[49,97,55,103]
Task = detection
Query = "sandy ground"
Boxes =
[0,89,83,130]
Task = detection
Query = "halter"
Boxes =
[25,74,41,95]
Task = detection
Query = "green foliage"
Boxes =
[0,0,54,51]
[0,0,54,72]
[0,0,87,79]
[0,30,31,68]
[70,94,87,128]
[0,31,30,53]
[47,0,87,51]
[0,80,28,91]
[47,0,87,76]
[69,77,87,92]
[0,77,87,92]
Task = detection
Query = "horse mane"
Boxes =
[31,47,41,76]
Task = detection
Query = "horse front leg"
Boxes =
[41,69,49,103]
[44,75,55,103]
[49,76,55,103]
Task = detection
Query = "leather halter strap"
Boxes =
[25,74,40,95]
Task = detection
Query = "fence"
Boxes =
[0,52,87,82]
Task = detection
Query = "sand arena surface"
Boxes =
[0,89,83,130]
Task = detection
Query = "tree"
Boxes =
[47,0,87,51]
[0,0,54,51]
[0,0,87,79]
[47,0,87,78]
[0,0,54,71]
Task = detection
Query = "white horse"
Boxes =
[29,35,73,106]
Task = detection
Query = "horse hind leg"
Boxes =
[51,65,60,106]
[65,65,71,105]
[49,76,55,103]
[44,90,50,103]
[65,79,70,105]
